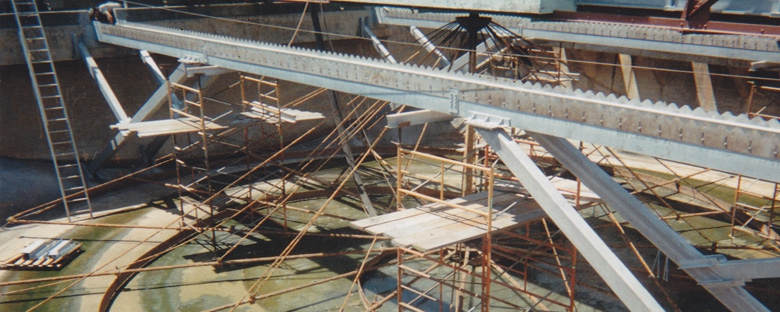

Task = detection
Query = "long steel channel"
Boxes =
[95,21,780,182]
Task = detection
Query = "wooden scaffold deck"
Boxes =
[352,178,600,252]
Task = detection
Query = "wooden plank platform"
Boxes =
[111,118,226,137]
[352,191,544,251]
[241,101,324,124]
[351,178,600,252]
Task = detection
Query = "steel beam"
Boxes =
[386,110,452,128]
[692,61,718,112]
[376,8,780,65]
[409,26,450,68]
[530,131,770,312]
[86,63,219,175]
[93,22,780,182]
[362,24,397,64]
[715,257,780,280]
[474,127,663,312]
[450,41,491,73]
[183,65,233,77]
[77,42,130,123]
[140,50,166,84]
[86,64,187,175]
[333,0,575,14]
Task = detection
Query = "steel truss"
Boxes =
[93,21,780,183]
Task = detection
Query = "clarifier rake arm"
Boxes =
[93,21,780,182]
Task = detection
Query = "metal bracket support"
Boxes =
[386,110,453,128]
[184,65,233,77]
[678,254,727,270]
[449,87,459,115]
[699,279,747,288]
[465,111,511,130]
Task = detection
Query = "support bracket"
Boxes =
[386,110,453,128]
[465,111,511,130]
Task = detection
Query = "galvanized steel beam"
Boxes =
[474,127,664,312]
[77,42,130,123]
[531,131,770,312]
[377,8,780,64]
[333,0,575,14]
[94,22,780,182]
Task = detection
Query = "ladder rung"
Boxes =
[68,198,89,203]
[29,48,49,53]
[65,186,86,192]
[31,60,52,64]
[58,163,79,169]
[55,152,75,157]
[41,95,61,99]
[61,175,81,180]
[52,141,72,145]
[44,106,63,111]
[48,117,67,122]
[22,25,43,29]
[49,129,69,134]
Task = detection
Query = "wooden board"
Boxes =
[351,178,600,252]
[352,191,545,252]
[242,102,324,124]
[111,118,226,137]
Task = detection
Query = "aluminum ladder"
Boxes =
[12,0,92,221]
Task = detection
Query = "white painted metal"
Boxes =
[410,26,451,68]
[474,127,664,312]
[362,25,397,64]
[386,110,452,128]
[334,0,575,14]
[376,7,780,64]
[184,65,234,77]
[92,22,780,183]
[530,132,770,312]
[78,42,130,123]
[140,50,166,83]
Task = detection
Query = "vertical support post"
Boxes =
[481,166,494,312]
[618,54,640,100]
[167,80,185,227]
[692,62,718,112]
[463,125,475,196]
[397,145,404,211]
[397,248,404,312]
[747,84,757,118]
[440,162,445,200]
[732,175,743,239]
[771,183,779,238]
